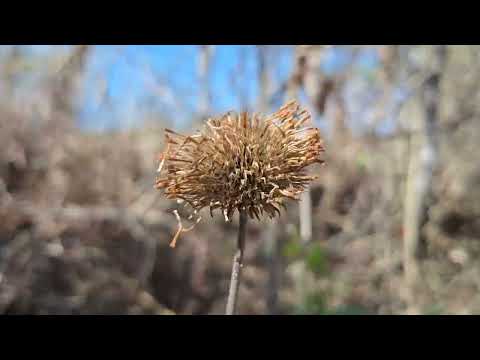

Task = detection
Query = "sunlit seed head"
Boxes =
[155,100,325,225]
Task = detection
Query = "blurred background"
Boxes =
[0,45,478,315]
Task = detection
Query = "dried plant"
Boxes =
[155,100,325,314]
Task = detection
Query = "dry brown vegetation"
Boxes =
[1,45,480,315]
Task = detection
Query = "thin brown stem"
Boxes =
[226,211,248,315]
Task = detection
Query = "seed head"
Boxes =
[155,101,325,246]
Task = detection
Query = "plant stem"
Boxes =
[226,211,248,315]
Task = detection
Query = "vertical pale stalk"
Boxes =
[198,45,214,118]
[51,45,91,119]
[402,45,447,311]
[226,211,248,315]
[288,46,313,307]
[299,188,313,244]
[289,45,314,246]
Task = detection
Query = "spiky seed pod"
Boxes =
[155,101,325,245]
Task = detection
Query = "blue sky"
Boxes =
[14,45,382,133]
[79,45,295,131]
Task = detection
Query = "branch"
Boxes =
[225,211,248,315]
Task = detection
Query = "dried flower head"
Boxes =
[155,101,325,247]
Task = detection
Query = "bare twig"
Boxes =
[226,211,248,315]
